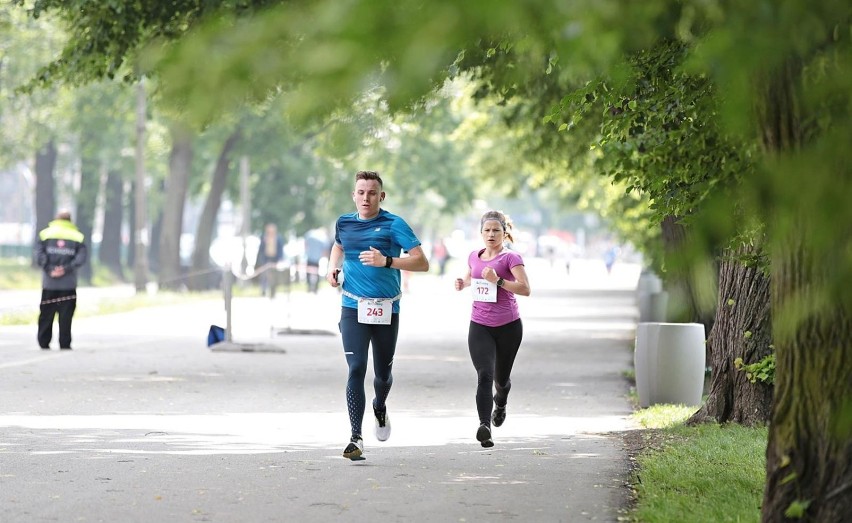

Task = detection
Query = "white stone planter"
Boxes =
[636,271,663,322]
[649,290,668,322]
[634,322,706,407]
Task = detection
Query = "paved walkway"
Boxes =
[0,258,641,522]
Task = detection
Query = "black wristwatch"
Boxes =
[385,256,393,268]
[496,277,505,287]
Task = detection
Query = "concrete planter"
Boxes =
[636,271,668,322]
[636,271,663,322]
[634,322,706,407]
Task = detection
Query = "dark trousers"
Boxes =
[306,262,320,293]
[468,319,524,426]
[38,289,77,349]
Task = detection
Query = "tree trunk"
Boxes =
[760,58,852,522]
[660,214,716,332]
[763,236,852,522]
[76,146,100,285]
[127,181,136,268]
[688,245,772,426]
[148,179,164,274]
[189,128,241,291]
[158,129,193,290]
[98,169,125,279]
[32,140,57,266]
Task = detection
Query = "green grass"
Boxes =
[0,258,41,289]
[0,290,222,326]
[0,259,231,325]
[0,258,130,289]
[0,257,319,325]
[629,405,767,523]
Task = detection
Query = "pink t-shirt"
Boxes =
[467,248,524,327]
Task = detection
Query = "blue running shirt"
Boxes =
[335,209,422,313]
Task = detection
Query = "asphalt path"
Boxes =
[0,258,641,522]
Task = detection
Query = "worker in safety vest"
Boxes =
[35,210,88,350]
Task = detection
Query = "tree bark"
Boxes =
[660,214,716,332]
[189,128,241,291]
[158,129,193,290]
[32,140,57,266]
[75,146,100,285]
[688,245,772,426]
[763,235,852,522]
[759,58,852,522]
[148,179,164,274]
[127,181,136,268]
[98,169,125,279]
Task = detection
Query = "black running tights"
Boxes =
[467,319,523,426]
[339,306,399,438]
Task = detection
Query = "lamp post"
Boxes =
[133,78,148,293]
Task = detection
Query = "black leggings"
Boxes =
[339,306,400,438]
[468,319,523,426]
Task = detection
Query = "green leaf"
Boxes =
[780,472,797,485]
[783,500,811,519]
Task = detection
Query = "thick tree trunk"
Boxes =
[189,128,241,291]
[763,238,852,522]
[688,245,772,426]
[158,130,193,290]
[76,147,100,285]
[660,214,716,333]
[760,58,852,521]
[98,170,125,279]
[32,140,57,266]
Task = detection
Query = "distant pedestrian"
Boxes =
[36,210,88,350]
[432,238,450,277]
[326,170,430,460]
[256,223,284,297]
[454,210,530,447]
[604,246,619,275]
[304,228,329,294]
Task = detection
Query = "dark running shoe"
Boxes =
[476,424,494,448]
[374,407,391,442]
[343,435,364,460]
[492,405,506,427]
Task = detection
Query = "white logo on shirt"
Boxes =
[374,227,381,232]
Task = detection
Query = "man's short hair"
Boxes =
[355,170,383,187]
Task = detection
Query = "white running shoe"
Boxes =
[374,408,391,442]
